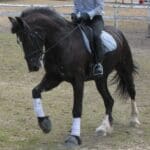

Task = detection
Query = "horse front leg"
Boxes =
[32,74,61,133]
[65,76,84,147]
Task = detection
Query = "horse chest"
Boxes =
[45,61,72,79]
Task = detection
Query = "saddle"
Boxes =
[78,25,117,54]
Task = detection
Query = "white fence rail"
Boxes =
[0,2,150,28]
[0,3,73,8]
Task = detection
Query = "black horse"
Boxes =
[9,7,140,146]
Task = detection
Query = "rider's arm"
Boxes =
[88,0,104,20]
[73,0,81,14]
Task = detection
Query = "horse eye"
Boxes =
[34,31,38,35]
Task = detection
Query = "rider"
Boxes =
[71,0,105,76]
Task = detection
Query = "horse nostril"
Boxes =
[33,66,39,71]
[29,65,39,72]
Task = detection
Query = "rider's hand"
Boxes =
[71,13,79,24]
[80,13,90,22]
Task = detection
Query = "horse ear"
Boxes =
[8,17,16,25]
[8,16,30,33]
[15,17,25,27]
[15,17,30,31]
[8,17,20,33]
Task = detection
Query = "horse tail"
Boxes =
[113,32,138,99]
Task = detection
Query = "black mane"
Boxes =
[20,7,69,26]
[21,7,58,18]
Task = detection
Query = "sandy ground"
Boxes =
[0,0,150,150]
[0,31,149,150]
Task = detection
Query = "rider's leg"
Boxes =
[91,15,104,76]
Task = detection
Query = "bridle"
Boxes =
[17,29,44,61]
[17,25,79,61]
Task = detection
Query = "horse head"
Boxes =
[9,16,45,72]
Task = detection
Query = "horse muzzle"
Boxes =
[25,57,41,72]
[27,61,41,72]
[28,65,40,72]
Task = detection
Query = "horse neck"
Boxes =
[42,20,71,55]
[32,16,75,60]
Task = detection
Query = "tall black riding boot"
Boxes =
[89,15,104,77]
[93,38,104,77]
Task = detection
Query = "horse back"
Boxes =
[104,26,124,49]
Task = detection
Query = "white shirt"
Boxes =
[73,0,104,20]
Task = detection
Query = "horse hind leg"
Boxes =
[123,72,140,127]
[121,33,140,127]
[94,78,113,136]
[127,77,140,127]
[116,63,140,127]
[130,100,140,127]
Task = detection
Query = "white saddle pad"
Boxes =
[81,29,117,54]
[101,31,117,53]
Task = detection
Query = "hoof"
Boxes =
[38,116,52,133]
[96,115,113,136]
[64,135,81,148]
[130,119,141,128]
[96,126,113,136]
[96,128,107,136]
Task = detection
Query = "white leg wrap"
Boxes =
[71,118,81,137]
[33,98,45,117]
